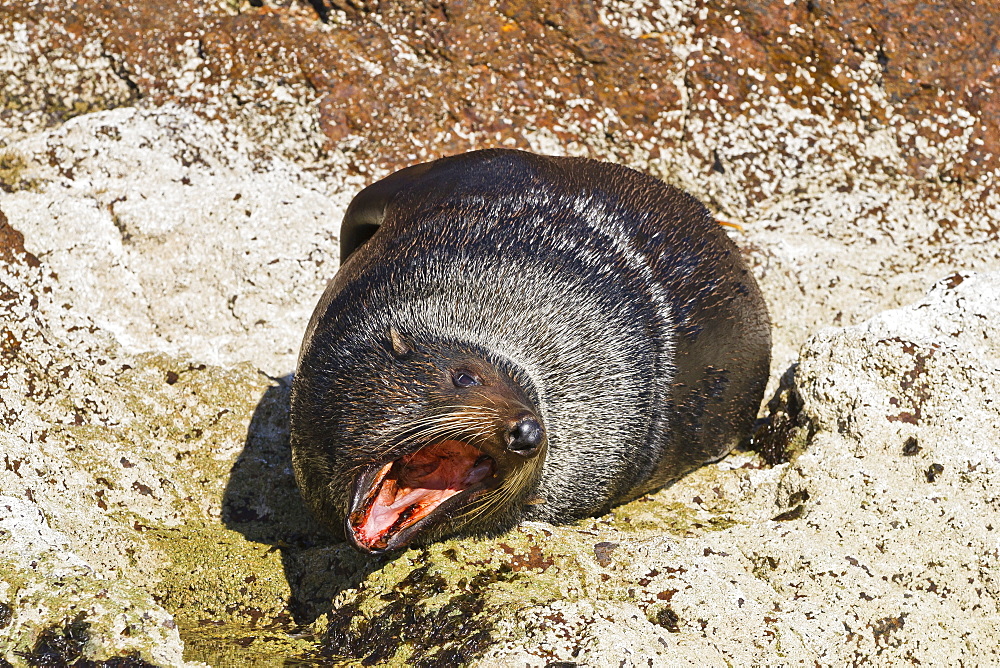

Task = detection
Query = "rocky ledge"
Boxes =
[1,1,999,665]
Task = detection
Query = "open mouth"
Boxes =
[347,440,497,553]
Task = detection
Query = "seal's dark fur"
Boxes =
[291,149,771,545]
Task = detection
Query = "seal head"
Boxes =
[290,149,771,554]
[341,330,547,553]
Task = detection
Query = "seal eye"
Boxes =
[452,370,481,388]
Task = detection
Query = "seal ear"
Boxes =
[340,161,437,264]
[388,327,416,359]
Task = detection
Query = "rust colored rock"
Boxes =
[2,0,996,182]
[0,210,40,268]
[688,0,1000,181]
[1,0,683,172]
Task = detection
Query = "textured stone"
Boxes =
[0,205,189,665]
[1,0,999,664]
[687,0,1000,181]
[2,106,350,374]
[3,0,997,183]
[0,110,338,664]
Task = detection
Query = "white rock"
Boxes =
[4,106,359,376]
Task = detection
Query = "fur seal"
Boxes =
[290,149,771,554]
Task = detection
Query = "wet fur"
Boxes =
[290,149,771,545]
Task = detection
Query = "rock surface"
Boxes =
[1,0,998,665]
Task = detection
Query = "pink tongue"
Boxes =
[353,440,493,548]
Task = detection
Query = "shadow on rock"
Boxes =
[222,374,382,625]
[745,363,813,466]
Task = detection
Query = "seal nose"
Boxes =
[507,416,543,456]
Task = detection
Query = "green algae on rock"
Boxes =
[0,224,306,664]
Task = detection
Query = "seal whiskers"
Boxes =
[455,451,546,528]
[346,406,501,463]
[339,395,543,552]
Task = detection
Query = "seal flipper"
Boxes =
[340,150,531,263]
[340,161,436,263]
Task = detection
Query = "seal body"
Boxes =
[290,149,770,554]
